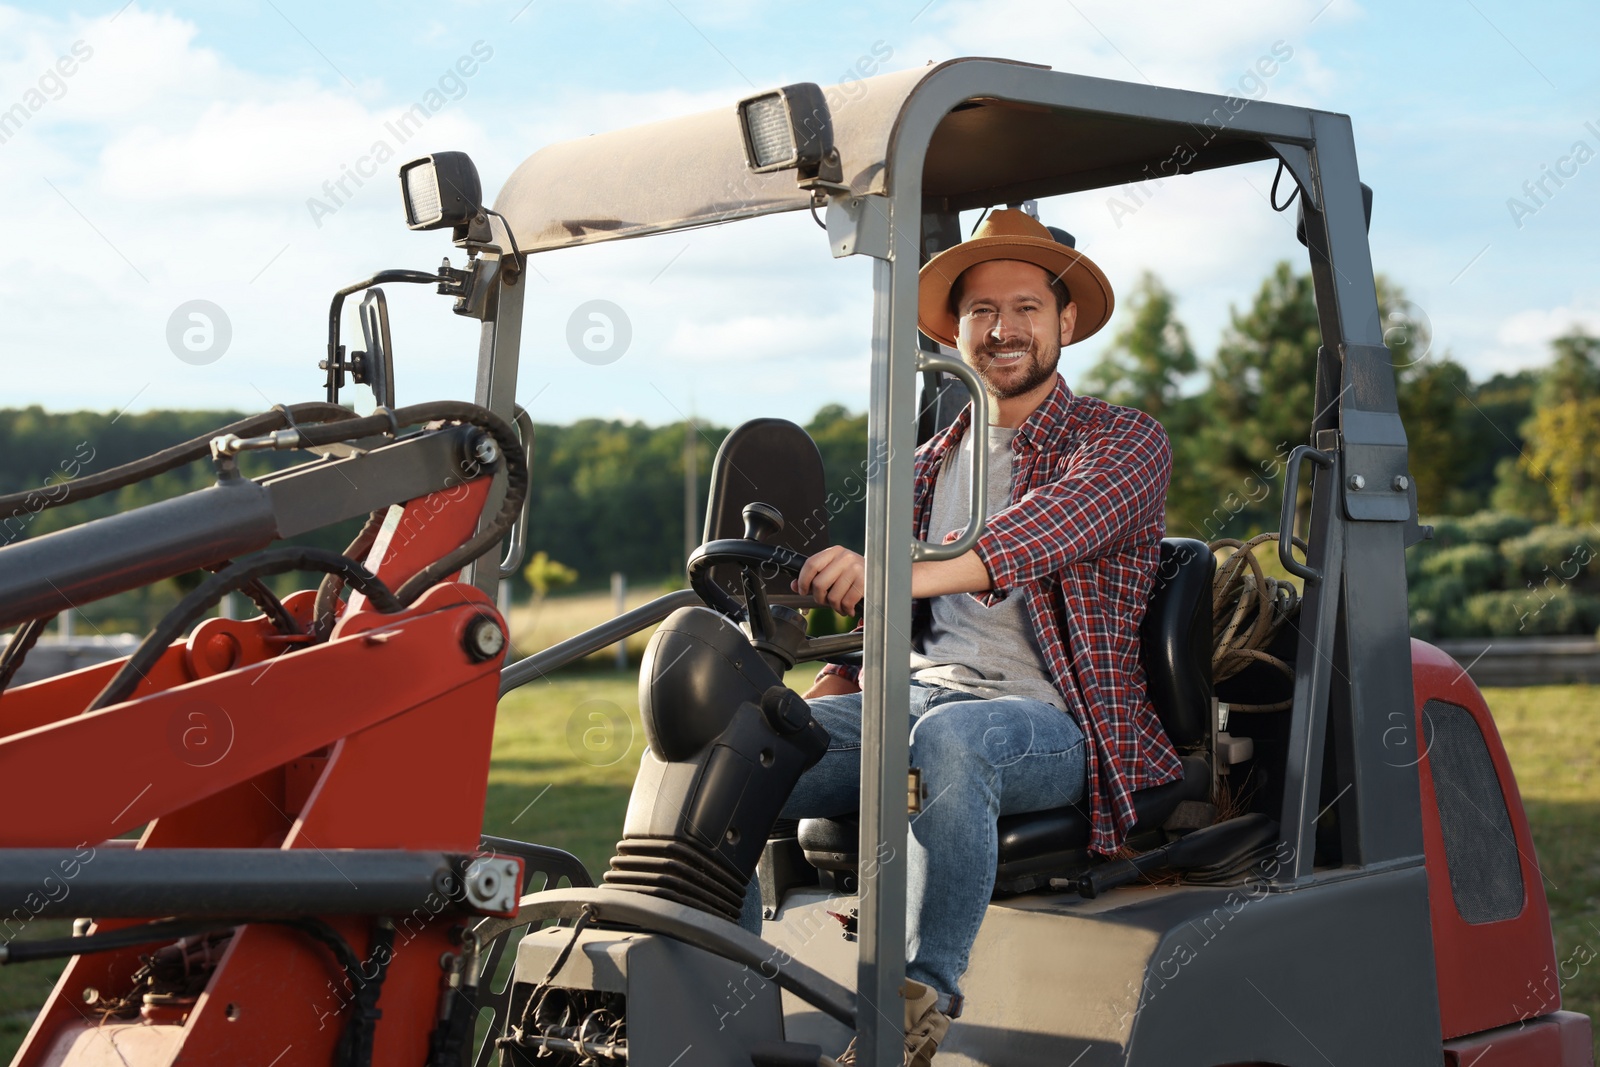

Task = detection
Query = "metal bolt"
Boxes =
[1348,474,1366,491]
[1392,475,1410,491]
[472,434,500,467]
[464,615,505,662]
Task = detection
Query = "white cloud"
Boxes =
[1474,303,1600,375]
[900,0,1356,101]
[4,0,1592,435]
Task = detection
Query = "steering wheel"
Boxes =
[685,503,865,666]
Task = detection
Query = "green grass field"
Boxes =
[3,674,1597,1059]
[1485,686,1600,1043]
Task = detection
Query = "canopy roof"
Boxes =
[494,57,1325,254]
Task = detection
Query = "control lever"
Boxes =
[743,502,785,544]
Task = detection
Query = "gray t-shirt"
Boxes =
[908,425,1066,710]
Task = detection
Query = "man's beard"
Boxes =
[972,334,1061,399]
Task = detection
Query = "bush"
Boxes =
[1409,606,1439,641]
[1499,525,1598,589]
[1419,515,1467,548]
[1444,587,1600,638]
[1457,510,1536,545]
[1406,515,1600,638]
[1408,514,1470,582]
[1409,574,1468,617]
[1418,542,1501,591]
[524,551,578,598]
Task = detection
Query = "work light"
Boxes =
[736,83,834,176]
[399,152,482,231]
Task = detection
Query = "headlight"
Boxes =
[736,83,833,176]
[399,151,482,231]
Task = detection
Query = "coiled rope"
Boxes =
[1209,532,1303,712]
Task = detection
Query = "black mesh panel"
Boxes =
[1424,699,1525,925]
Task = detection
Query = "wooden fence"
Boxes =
[1432,636,1600,688]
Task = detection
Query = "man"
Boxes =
[746,209,1182,1066]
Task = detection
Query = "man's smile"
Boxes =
[982,346,1031,367]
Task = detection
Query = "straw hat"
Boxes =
[917,208,1114,349]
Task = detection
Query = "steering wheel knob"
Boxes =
[741,502,785,544]
[761,685,810,735]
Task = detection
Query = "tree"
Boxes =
[1535,329,1600,408]
[1519,329,1600,522]
[522,417,728,587]
[523,551,578,600]
[1467,372,1539,516]
[1186,261,1321,542]
[1378,278,1484,515]
[1083,271,1198,422]
[806,404,871,554]
[1081,272,1206,533]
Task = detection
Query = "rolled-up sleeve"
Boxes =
[817,659,860,683]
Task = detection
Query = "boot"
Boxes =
[835,980,952,1067]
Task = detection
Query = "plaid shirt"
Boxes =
[822,375,1182,854]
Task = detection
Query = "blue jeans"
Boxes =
[740,681,1087,1004]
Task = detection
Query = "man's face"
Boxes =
[952,259,1077,400]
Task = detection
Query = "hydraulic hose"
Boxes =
[0,615,55,692]
[0,402,356,518]
[261,400,527,607]
[313,509,388,640]
[88,547,403,711]
[31,399,521,711]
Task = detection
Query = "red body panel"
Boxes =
[1411,639,1566,1042]
[8,484,511,1066]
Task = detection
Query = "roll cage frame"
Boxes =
[462,57,1426,1065]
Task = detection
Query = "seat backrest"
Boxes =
[702,418,830,556]
[1139,537,1216,750]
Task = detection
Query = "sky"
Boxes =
[0,0,1597,432]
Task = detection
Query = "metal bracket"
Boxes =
[463,856,523,916]
[449,255,502,321]
[825,193,893,260]
[1340,409,1411,522]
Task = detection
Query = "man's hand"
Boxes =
[794,544,996,615]
[793,545,865,616]
[803,672,861,699]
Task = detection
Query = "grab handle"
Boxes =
[1278,444,1332,582]
[912,352,988,563]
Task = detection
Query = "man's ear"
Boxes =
[1059,300,1079,346]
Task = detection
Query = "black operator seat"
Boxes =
[797,538,1216,892]
[702,418,831,559]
